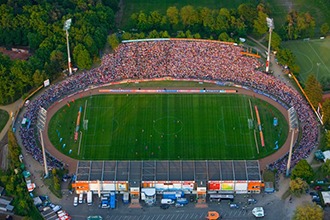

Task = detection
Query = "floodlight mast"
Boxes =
[37,107,49,178]
[64,19,72,76]
[266,18,274,73]
[40,129,49,177]
[286,107,298,177]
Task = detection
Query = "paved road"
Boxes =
[0,98,22,141]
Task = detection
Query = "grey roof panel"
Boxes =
[76,160,261,182]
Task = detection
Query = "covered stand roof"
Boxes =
[75,160,261,183]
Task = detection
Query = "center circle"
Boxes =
[153,116,183,135]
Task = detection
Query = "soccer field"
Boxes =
[48,93,288,160]
[282,39,330,87]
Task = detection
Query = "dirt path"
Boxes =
[322,93,330,101]
[43,85,294,172]
[115,0,124,27]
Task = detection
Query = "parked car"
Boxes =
[73,197,78,207]
[175,203,184,208]
[160,204,170,210]
[309,192,318,196]
[161,199,175,205]
[312,196,321,203]
[248,198,257,204]
[230,203,239,209]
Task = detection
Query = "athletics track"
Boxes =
[43,78,296,174]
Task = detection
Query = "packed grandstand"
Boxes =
[19,39,319,175]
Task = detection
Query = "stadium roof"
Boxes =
[75,160,261,183]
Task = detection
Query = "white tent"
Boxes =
[321,191,330,205]
[323,150,330,162]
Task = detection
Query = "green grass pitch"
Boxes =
[48,93,288,160]
[282,38,330,85]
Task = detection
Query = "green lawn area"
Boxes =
[282,38,330,87]
[48,92,288,160]
[0,109,9,133]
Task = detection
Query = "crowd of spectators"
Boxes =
[18,39,318,173]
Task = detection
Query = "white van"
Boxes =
[73,197,78,206]
[161,199,175,205]
[79,193,83,204]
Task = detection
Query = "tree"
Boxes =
[322,99,330,130]
[321,159,330,176]
[32,70,46,87]
[50,50,66,71]
[199,7,213,31]
[193,33,201,39]
[166,6,179,25]
[159,31,170,38]
[284,10,315,39]
[107,33,119,50]
[10,60,33,94]
[121,32,132,40]
[291,159,314,183]
[147,30,159,38]
[304,74,323,109]
[176,31,185,38]
[73,44,92,70]
[276,48,296,70]
[180,5,199,27]
[214,9,230,33]
[289,178,309,196]
[218,32,230,41]
[237,3,257,31]
[83,34,98,56]
[148,11,162,29]
[269,31,282,51]
[137,11,150,31]
[253,11,268,35]
[320,23,329,36]
[27,32,44,51]
[293,203,323,220]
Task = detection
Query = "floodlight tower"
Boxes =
[266,17,274,73]
[37,107,49,178]
[63,18,73,76]
[286,107,298,177]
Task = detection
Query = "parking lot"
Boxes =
[59,192,289,220]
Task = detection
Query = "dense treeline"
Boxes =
[0,1,323,104]
[0,131,42,218]
[126,3,269,40]
[121,4,318,41]
[0,0,116,104]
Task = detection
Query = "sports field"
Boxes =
[48,93,288,160]
[282,38,330,86]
